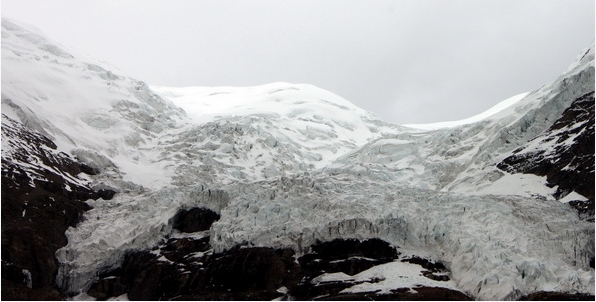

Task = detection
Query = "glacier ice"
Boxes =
[1,18,594,300]
[55,187,230,294]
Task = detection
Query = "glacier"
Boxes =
[1,18,594,300]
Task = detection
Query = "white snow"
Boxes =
[310,259,460,296]
[151,83,403,171]
[1,18,593,301]
[107,293,129,301]
[472,173,557,199]
[472,172,591,203]
[404,92,529,130]
[22,269,32,288]
[311,272,355,283]
[208,175,594,300]
[55,187,229,293]
[151,83,366,125]
[560,191,589,203]
[2,19,187,191]
[338,260,459,294]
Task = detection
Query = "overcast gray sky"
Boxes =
[2,0,594,124]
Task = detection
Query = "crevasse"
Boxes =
[2,18,593,301]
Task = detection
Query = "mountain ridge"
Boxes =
[1,18,594,301]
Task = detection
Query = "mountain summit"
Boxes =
[2,18,594,301]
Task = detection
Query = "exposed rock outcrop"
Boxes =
[518,290,595,301]
[498,91,595,218]
[87,236,472,301]
[1,115,115,300]
[171,207,220,233]
[2,18,594,301]
[314,286,473,301]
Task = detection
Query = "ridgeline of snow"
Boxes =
[403,92,530,130]
[152,83,379,131]
[1,18,188,190]
[151,83,402,171]
[2,18,593,300]
[330,42,595,197]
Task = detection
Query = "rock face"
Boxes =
[312,287,473,301]
[1,115,115,300]
[498,91,595,219]
[171,207,221,233]
[2,18,594,301]
[84,205,469,300]
[298,238,400,279]
[519,291,596,301]
[88,233,472,301]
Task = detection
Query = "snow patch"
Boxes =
[2,19,593,301]
[336,260,459,294]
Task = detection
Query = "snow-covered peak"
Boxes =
[2,18,187,189]
[1,18,75,59]
[1,19,186,143]
[152,82,395,145]
[152,82,367,120]
[404,42,594,132]
[3,17,593,301]
[564,41,595,74]
[328,40,594,195]
[150,82,403,178]
[1,17,401,189]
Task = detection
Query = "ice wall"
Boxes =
[55,186,229,294]
[211,174,594,300]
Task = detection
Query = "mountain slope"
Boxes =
[2,18,188,191]
[1,114,110,300]
[1,18,594,301]
[498,92,594,204]
[150,83,403,186]
[327,42,594,200]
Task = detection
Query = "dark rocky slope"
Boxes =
[498,91,595,220]
[1,115,115,300]
[86,209,473,301]
[3,86,594,300]
[77,87,596,300]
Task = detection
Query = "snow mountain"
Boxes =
[1,18,594,301]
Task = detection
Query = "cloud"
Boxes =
[2,0,594,124]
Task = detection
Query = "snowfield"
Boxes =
[1,18,594,300]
